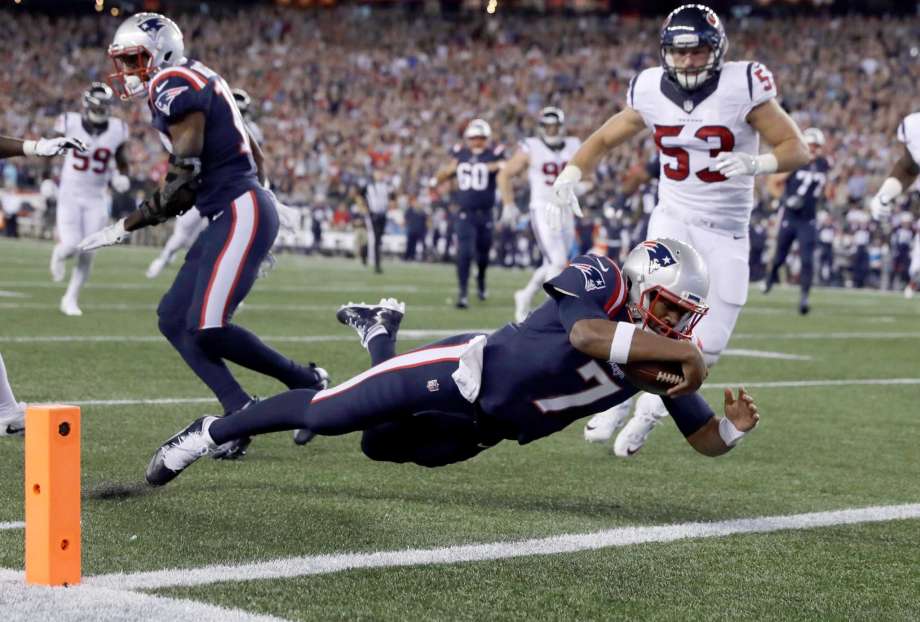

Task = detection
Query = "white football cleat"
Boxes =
[146,416,218,486]
[584,398,633,443]
[50,252,66,283]
[0,401,25,436]
[60,296,82,317]
[905,284,915,300]
[513,289,530,323]
[146,256,167,279]
[613,393,668,458]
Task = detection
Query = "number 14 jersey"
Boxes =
[627,61,777,231]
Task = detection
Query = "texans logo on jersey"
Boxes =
[572,261,606,292]
[155,86,189,116]
[641,241,678,274]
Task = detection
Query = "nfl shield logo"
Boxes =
[683,99,694,113]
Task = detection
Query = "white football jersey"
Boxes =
[53,112,130,196]
[628,61,777,230]
[896,112,920,165]
[520,136,581,207]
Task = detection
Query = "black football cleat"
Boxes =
[477,289,488,302]
[455,296,469,309]
[293,363,329,446]
[212,398,260,460]
[799,298,810,315]
[336,298,406,348]
[146,416,217,486]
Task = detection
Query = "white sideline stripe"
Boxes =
[42,377,920,407]
[0,290,28,298]
[87,503,920,591]
[0,569,286,622]
[722,348,812,361]
[0,521,24,530]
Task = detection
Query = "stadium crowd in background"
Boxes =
[0,5,918,292]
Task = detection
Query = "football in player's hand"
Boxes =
[620,361,684,395]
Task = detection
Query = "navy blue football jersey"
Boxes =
[782,156,829,220]
[147,60,260,216]
[450,143,505,214]
[477,254,713,444]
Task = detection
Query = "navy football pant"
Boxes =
[455,211,493,297]
[768,217,816,296]
[209,333,497,467]
[157,189,319,414]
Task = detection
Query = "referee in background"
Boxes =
[359,168,392,274]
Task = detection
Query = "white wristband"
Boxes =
[608,321,636,364]
[555,164,582,185]
[718,417,747,447]
[754,153,778,175]
[22,140,36,156]
[878,177,903,203]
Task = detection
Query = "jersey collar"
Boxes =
[659,71,720,114]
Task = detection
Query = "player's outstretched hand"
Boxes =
[500,202,520,226]
[78,218,129,251]
[545,183,582,230]
[667,339,708,397]
[723,387,760,432]
[713,152,758,178]
[28,136,88,157]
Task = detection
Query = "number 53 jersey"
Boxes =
[53,112,130,198]
[628,61,777,232]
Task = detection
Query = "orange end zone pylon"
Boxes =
[24,404,81,586]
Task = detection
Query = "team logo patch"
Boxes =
[572,262,606,292]
[154,86,189,116]
[427,379,440,392]
[641,241,679,274]
[138,17,166,34]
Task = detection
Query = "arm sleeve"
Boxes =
[544,254,628,333]
[661,393,715,438]
[53,114,66,136]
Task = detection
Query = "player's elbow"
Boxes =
[788,136,811,168]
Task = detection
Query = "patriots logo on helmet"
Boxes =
[572,262,606,292]
[155,86,188,116]
[641,241,679,274]
[138,17,165,34]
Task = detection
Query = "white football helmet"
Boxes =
[231,88,252,118]
[621,238,709,340]
[803,127,825,146]
[107,13,185,99]
[537,107,565,148]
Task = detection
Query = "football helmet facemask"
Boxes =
[660,4,727,91]
[231,88,252,118]
[107,12,185,100]
[537,107,565,148]
[622,238,709,340]
[82,82,114,126]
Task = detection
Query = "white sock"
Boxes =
[0,352,21,412]
[65,252,93,301]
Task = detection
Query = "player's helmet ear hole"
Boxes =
[164,51,172,62]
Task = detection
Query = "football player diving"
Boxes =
[79,13,328,459]
[146,238,760,487]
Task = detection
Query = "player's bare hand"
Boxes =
[77,218,129,251]
[667,340,708,397]
[723,387,760,432]
[713,152,758,178]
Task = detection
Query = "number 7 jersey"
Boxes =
[628,61,777,231]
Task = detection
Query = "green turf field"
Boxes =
[0,238,918,621]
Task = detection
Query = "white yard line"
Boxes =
[86,503,920,591]
[0,569,287,622]
[0,521,24,531]
[0,281,420,293]
[732,331,920,340]
[722,349,812,360]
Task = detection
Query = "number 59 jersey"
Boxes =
[520,136,581,208]
[53,112,129,196]
[628,61,777,231]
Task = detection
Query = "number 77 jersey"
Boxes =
[628,61,777,231]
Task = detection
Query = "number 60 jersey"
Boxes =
[628,61,777,231]
[53,112,129,198]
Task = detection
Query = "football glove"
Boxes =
[111,173,131,193]
[870,177,903,221]
[546,164,583,230]
[500,202,520,226]
[23,136,88,157]
[77,218,129,251]
[713,152,778,178]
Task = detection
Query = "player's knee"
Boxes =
[360,427,410,464]
[193,326,228,355]
[157,311,184,340]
